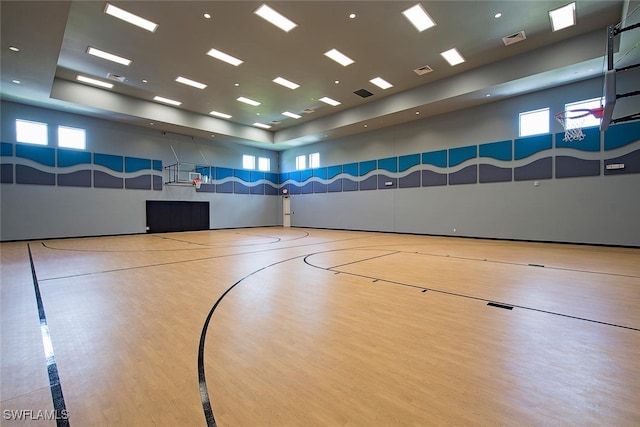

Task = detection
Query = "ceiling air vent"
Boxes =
[414,64,433,75]
[301,108,315,114]
[502,31,526,46]
[106,73,126,82]
[270,120,282,125]
[354,89,373,98]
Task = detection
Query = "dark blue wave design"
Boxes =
[343,178,358,192]
[479,164,512,183]
[94,153,123,172]
[514,157,552,181]
[377,174,397,189]
[555,156,600,178]
[313,182,327,193]
[94,171,123,188]
[301,181,313,194]
[16,165,55,185]
[422,170,447,186]
[1,164,14,183]
[449,165,477,185]
[57,170,91,187]
[234,182,250,194]
[16,145,55,167]
[265,184,279,195]
[604,121,640,150]
[328,178,343,192]
[604,148,640,175]
[250,184,265,195]
[125,175,151,190]
[360,175,377,190]
[196,183,215,193]
[216,182,233,193]
[399,170,420,188]
[153,175,163,191]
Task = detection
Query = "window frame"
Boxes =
[519,107,550,137]
[58,125,87,150]
[16,119,48,145]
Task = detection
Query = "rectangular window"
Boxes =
[564,97,603,130]
[295,155,306,170]
[258,157,270,171]
[16,119,48,145]
[519,108,549,137]
[58,126,86,149]
[309,152,320,168]
[243,154,255,170]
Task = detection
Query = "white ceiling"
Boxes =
[0,1,631,150]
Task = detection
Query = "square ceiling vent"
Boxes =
[354,89,374,98]
[414,65,433,75]
[502,31,526,46]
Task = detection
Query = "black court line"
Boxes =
[27,244,70,427]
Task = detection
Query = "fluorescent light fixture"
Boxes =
[549,2,576,31]
[210,111,232,119]
[104,3,158,32]
[402,4,436,32]
[440,48,465,66]
[87,47,131,66]
[77,75,114,89]
[153,96,181,106]
[370,77,393,90]
[324,48,354,67]
[206,48,243,66]
[273,76,300,90]
[253,122,272,129]
[254,4,298,32]
[175,76,207,89]
[282,111,302,119]
[237,96,261,106]
[319,96,341,106]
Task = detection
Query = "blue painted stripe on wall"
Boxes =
[514,134,552,160]
[399,153,420,172]
[479,140,512,160]
[313,167,327,180]
[327,165,342,179]
[251,171,265,183]
[1,142,13,157]
[313,182,327,193]
[216,182,233,193]
[234,182,250,194]
[422,150,447,168]
[279,172,288,184]
[58,149,91,167]
[16,144,55,166]
[378,157,397,173]
[301,182,313,194]
[359,160,376,176]
[604,121,640,150]
[556,127,600,151]
[300,169,313,182]
[328,178,342,192]
[265,184,279,195]
[449,146,477,167]
[265,172,278,184]
[94,153,123,172]
[216,167,233,180]
[343,163,358,176]
[251,183,265,195]
[153,160,163,171]
[289,171,301,183]
[125,157,151,173]
[234,169,250,182]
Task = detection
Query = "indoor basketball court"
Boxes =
[1,1,640,426]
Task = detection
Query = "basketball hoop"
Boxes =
[555,107,604,142]
[192,178,202,189]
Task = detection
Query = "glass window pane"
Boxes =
[243,155,255,169]
[564,97,603,129]
[519,108,549,137]
[258,157,270,171]
[295,155,306,170]
[16,119,48,145]
[309,152,320,168]
[58,126,86,149]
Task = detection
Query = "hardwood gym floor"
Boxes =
[1,228,639,426]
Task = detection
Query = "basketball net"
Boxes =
[554,107,604,142]
[193,178,202,189]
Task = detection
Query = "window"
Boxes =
[309,152,320,168]
[295,155,306,170]
[519,108,549,137]
[258,157,270,171]
[243,154,255,169]
[564,97,603,130]
[16,119,48,145]
[58,126,86,149]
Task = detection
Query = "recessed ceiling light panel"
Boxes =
[402,4,436,32]
[153,96,181,106]
[273,77,300,89]
[210,111,232,119]
[254,4,298,32]
[440,48,465,66]
[253,122,272,129]
[324,49,354,66]
[549,2,576,31]
[237,96,261,106]
[206,48,243,66]
[77,75,114,89]
[175,76,207,89]
[104,3,158,32]
[282,111,302,119]
[87,47,131,66]
[370,77,393,90]
[319,97,341,106]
